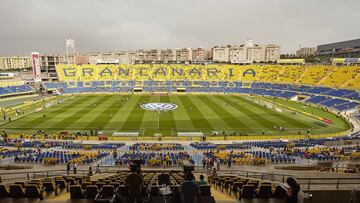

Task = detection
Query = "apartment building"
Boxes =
[215,40,281,64]
[192,48,207,62]
[176,48,192,63]
[161,49,176,63]
[212,46,230,63]
[0,56,31,70]
[296,47,317,57]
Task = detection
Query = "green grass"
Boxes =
[0,94,351,136]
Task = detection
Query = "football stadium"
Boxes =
[1,1,360,203]
[0,62,359,203]
[0,64,355,138]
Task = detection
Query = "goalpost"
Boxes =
[247,96,283,112]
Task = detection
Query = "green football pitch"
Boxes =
[0,94,350,136]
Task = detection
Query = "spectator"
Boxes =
[88,166,93,176]
[196,175,207,186]
[214,158,220,171]
[286,177,300,203]
[202,158,206,169]
[96,164,101,174]
[73,163,77,174]
[165,154,171,166]
[66,162,70,175]
[113,150,117,160]
[349,189,360,203]
[158,173,170,185]
[125,166,144,203]
[180,173,199,203]
[212,168,217,178]
[227,156,232,168]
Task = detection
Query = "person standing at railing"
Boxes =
[73,163,77,174]
[349,189,360,203]
[227,156,232,168]
[96,164,100,174]
[88,166,93,176]
[285,177,300,203]
[202,157,207,169]
[180,172,200,203]
[66,162,70,175]
[126,165,143,203]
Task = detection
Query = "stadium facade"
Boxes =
[317,38,360,59]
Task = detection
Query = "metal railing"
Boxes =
[0,167,185,183]
[208,169,360,189]
[1,166,360,190]
[0,169,90,183]
[297,177,360,189]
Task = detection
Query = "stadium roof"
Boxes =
[318,38,360,52]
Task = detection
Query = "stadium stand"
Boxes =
[0,64,359,202]
[207,173,314,202]
[319,66,360,88]
[190,142,250,151]
[129,143,184,151]
[0,148,32,159]
[0,80,24,87]
[45,80,360,111]
[0,170,219,203]
[0,140,124,150]
[0,85,34,97]
[14,151,109,165]
[277,65,305,84]
[115,152,194,166]
[297,65,334,85]
[204,151,294,165]
[43,64,360,113]
[52,64,359,88]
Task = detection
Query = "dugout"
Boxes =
[292,94,310,102]
[134,87,143,92]
[177,88,186,92]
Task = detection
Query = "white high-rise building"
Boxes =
[212,46,230,63]
[214,40,280,64]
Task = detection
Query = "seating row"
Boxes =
[209,175,287,200]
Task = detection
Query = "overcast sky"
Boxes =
[1,0,359,56]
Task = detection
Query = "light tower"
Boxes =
[66,38,76,64]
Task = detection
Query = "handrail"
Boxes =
[0,169,89,176]
[0,167,184,183]
[215,169,360,189]
[296,177,360,189]
[0,169,90,183]
[1,165,359,189]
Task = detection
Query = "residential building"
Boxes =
[296,47,317,57]
[89,52,120,64]
[176,48,192,63]
[118,51,139,64]
[161,49,176,63]
[0,56,31,70]
[212,46,230,63]
[264,44,281,62]
[192,48,206,62]
[213,40,280,64]
[142,49,161,63]
[229,46,247,63]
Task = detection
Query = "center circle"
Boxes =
[140,103,178,111]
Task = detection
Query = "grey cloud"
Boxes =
[0,0,359,56]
